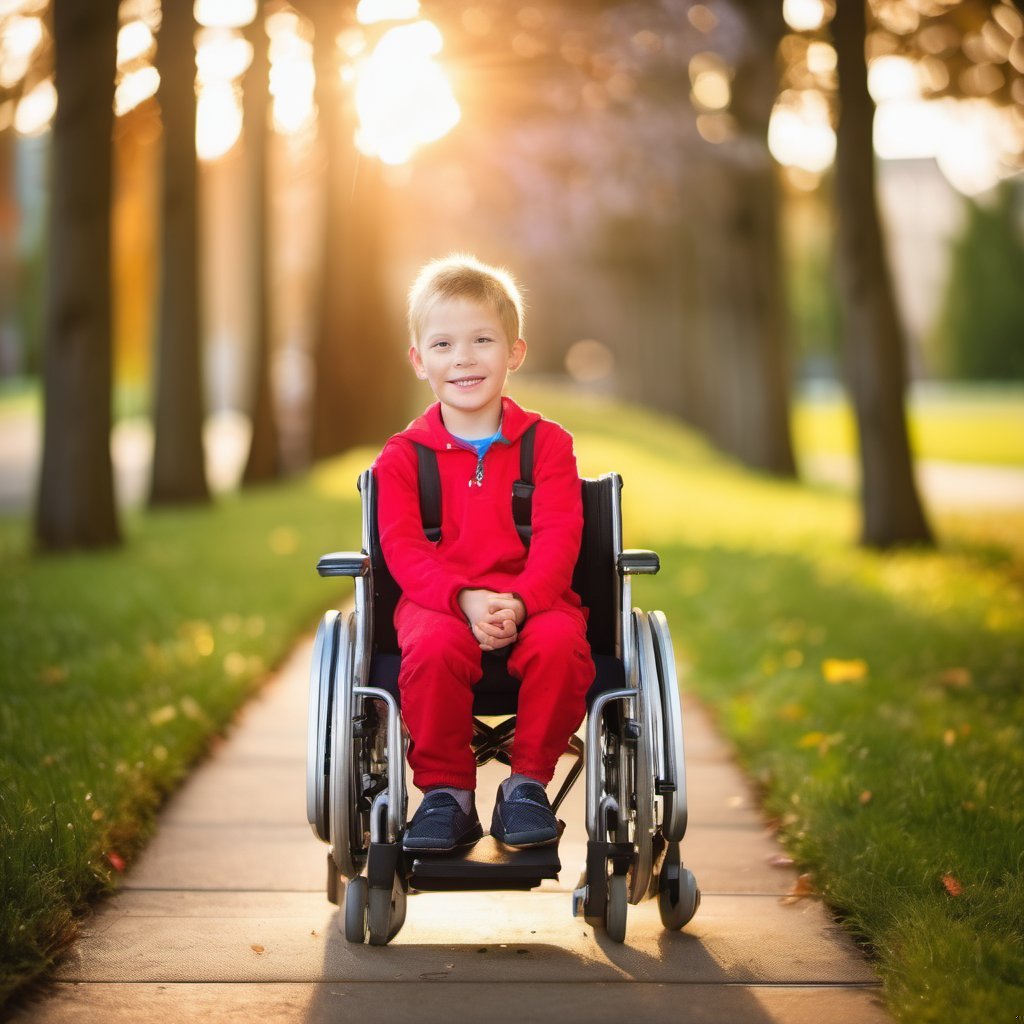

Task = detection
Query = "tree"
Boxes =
[688,0,797,475]
[287,0,407,462]
[832,0,932,547]
[241,1,282,484]
[34,0,121,550]
[149,0,209,504]
[934,181,1024,380]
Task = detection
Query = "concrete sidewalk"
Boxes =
[12,638,891,1024]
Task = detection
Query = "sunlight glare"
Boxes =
[114,64,160,115]
[768,89,835,173]
[13,75,55,136]
[196,27,253,85]
[268,22,315,135]
[117,19,154,67]
[352,20,460,165]
[356,0,420,25]
[0,15,43,89]
[196,80,243,160]
[194,0,256,29]
[782,0,827,32]
[868,55,919,103]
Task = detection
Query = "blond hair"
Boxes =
[407,253,524,349]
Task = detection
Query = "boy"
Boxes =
[374,254,595,853]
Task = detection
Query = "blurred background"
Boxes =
[1,0,1022,545]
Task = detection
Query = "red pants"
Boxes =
[395,598,595,790]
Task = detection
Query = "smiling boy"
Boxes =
[373,254,596,853]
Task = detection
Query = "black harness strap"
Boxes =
[415,440,442,543]
[512,423,536,545]
[412,422,537,547]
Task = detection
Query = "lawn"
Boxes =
[0,451,370,1006]
[2,384,1022,1021]
[792,382,1024,466]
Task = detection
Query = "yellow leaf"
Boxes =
[251,944,265,954]
[858,790,873,805]
[943,729,957,747]
[821,658,868,684]
[798,731,826,749]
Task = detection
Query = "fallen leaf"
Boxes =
[781,873,816,904]
[822,658,868,684]
[767,854,795,868]
[251,944,265,954]
[106,851,126,872]
[941,874,962,897]
[938,667,971,688]
[943,729,957,747]
[858,790,873,805]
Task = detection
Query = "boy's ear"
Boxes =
[408,344,428,380]
[508,337,527,373]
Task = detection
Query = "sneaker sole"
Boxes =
[402,826,484,854]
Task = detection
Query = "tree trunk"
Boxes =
[307,2,408,460]
[150,0,209,504]
[241,2,281,484]
[683,0,796,476]
[833,0,932,546]
[34,0,121,549]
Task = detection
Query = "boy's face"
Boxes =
[409,296,526,432]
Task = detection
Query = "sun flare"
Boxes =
[349,19,460,165]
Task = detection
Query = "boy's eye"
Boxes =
[431,340,450,349]
[476,336,493,344]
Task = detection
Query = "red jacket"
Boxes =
[374,397,584,620]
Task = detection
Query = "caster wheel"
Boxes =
[659,867,700,930]
[368,881,406,946]
[605,873,628,943]
[343,876,368,943]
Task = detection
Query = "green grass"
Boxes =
[2,384,1023,1020]
[793,383,1024,466]
[532,384,1023,1023]
[0,449,373,1006]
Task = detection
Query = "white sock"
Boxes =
[426,786,473,814]
[501,773,543,798]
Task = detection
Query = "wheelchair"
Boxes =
[306,469,699,945]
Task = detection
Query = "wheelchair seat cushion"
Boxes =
[367,651,625,716]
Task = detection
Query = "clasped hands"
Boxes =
[457,589,526,652]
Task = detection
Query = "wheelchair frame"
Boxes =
[307,470,699,944]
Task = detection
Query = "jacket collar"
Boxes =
[398,396,541,451]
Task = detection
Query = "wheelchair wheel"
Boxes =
[659,867,700,930]
[628,610,661,902]
[307,610,341,843]
[368,879,407,946]
[648,611,687,843]
[606,873,628,943]
[328,613,375,880]
[343,875,368,943]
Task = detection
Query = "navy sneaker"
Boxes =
[402,791,483,853]
[490,781,559,848]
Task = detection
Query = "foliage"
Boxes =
[933,182,1024,381]
[0,452,368,1006]
[526,384,1024,1023]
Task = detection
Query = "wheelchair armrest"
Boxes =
[317,551,370,578]
[618,549,660,575]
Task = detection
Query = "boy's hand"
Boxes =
[458,589,522,651]
[487,593,526,626]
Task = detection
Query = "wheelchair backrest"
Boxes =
[361,471,623,659]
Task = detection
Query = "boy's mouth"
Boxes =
[449,376,485,388]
